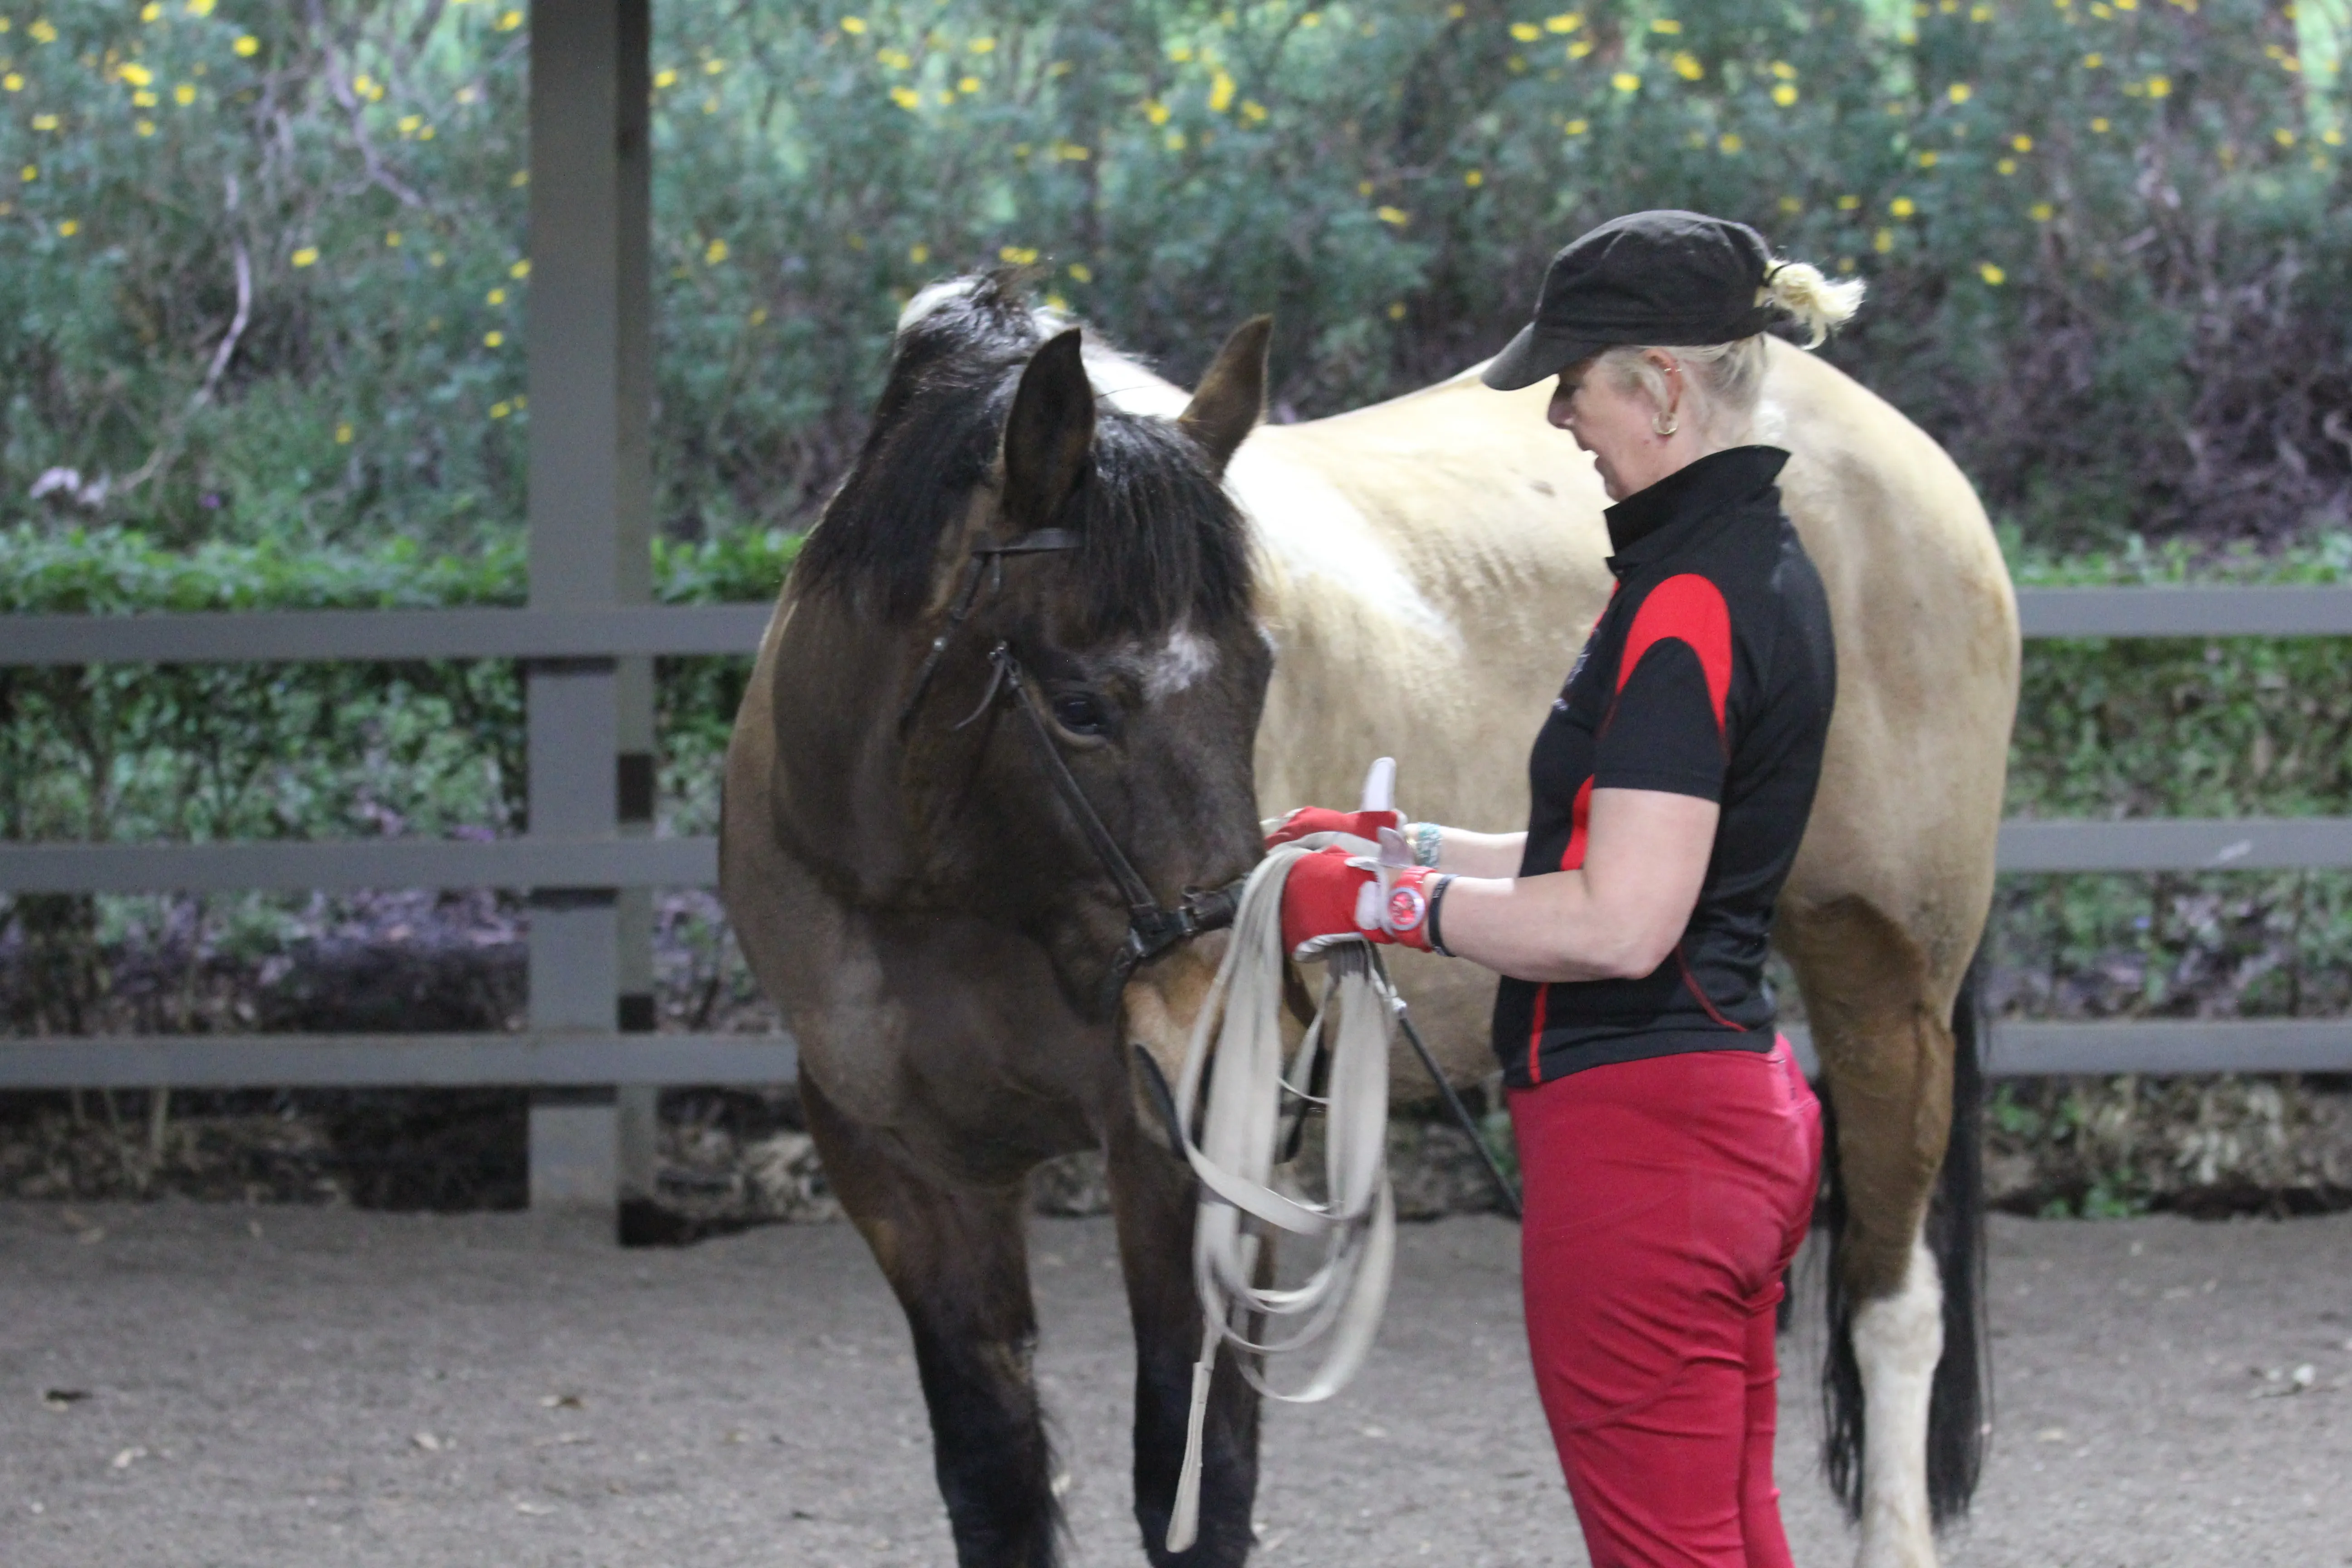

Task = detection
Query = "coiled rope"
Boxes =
[1165,840,1400,1553]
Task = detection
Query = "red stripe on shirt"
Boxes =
[1615,572,1733,734]
[1528,778,1599,1082]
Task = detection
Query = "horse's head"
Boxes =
[777,275,1273,1052]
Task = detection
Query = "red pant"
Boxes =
[1509,1038,1822,1568]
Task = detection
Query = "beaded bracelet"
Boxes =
[1405,821,1444,869]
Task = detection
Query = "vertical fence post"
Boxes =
[524,0,653,1222]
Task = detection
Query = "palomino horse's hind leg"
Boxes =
[1104,1114,1261,1568]
[1779,896,1959,1568]
[799,1074,1062,1568]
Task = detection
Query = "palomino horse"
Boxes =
[722,272,2018,1568]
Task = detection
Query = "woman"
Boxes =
[1273,209,1861,1568]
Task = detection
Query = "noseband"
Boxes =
[896,529,1248,995]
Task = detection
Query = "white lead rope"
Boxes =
[1163,804,1403,1553]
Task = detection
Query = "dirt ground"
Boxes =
[1,1203,2347,1568]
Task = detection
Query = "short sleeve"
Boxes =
[1592,574,1732,803]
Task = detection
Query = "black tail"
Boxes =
[1819,951,1991,1525]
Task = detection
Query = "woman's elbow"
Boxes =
[1553,926,1677,983]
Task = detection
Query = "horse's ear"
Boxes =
[1000,328,1095,530]
[1179,315,1272,476]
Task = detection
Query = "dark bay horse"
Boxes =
[722,273,2019,1568]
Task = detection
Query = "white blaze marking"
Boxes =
[1142,626,1218,700]
[1852,1231,1945,1568]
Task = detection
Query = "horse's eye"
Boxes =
[1051,692,1112,737]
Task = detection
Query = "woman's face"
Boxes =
[1547,353,1687,502]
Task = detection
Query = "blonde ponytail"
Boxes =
[1761,259,1865,348]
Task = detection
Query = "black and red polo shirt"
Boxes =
[1492,444,1836,1088]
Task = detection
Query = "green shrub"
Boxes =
[3,1,2345,555]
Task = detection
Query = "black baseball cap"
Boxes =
[1482,210,1778,392]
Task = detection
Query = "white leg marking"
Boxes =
[1852,1230,1944,1568]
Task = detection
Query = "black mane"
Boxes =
[792,273,1252,639]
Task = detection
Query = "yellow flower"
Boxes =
[1144,98,1170,125]
[2,74,20,92]
[1917,150,1938,167]
[2325,129,2345,147]
[2090,116,2110,132]
[1208,69,1235,114]
[1509,21,1540,42]
[490,402,511,420]
[704,238,729,265]
[1779,196,1802,213]
[292,245,319,267]
[703,95,720,114]
[1890,196,1916,217]
[969,37,995,53]
[1611,71,1640,93]
[2273,127,2296,146]
[119,63,155,88]
[137,118,155,135]
[1947,82,1972,103]
[1300,10,1322,24]
[509,259,530,279]
[1240,99,1268,124]
[749,307,769,325]
[2081,52,2103,69]
[1068,261,1093,282]
[510,169,528,186]
[1568,39,1594,58]
[175,83,196,105]
[353,73,377,98]
[486,287,507,305]
[1978,262,2005,285]
[1544,13,1584,32]
[1168,44,1192,62]
[1772,83,1798,106]
[31,113,57,130]
[1464,167,1484,186]
[958,75,980,94]
[1837,193,1860,210]
[1996,157,2016,174]
[30,19,58,43]
[1375,205,1410,225]
[496,9,523,31]
[877,48,911,69]
[142,1,162,18]
[1163,130,1186,151]
[999,245,1039,265]
[2030,201,2055,220]
[1650,17,1684,32]
[1873,227,1894,253]
[133,89,159,107]
[1563,117,1588,135]
[335,422,355,443]
[1970,0,1993,16]
[398,113,422,135]
[1718,132,1743,153]
[704,58,725,75]
[839,16,868,35]
[57,218,78,236]
[888,85,920,110]
[385,230,402,247]
[185,0,216,15]
[907,242,930,264]
[1671,51,1703,81]
[1771,60,1797,80]
[20,165,35,182]
[2145,75,2170,98]
[654,69,677,89]
[1387,301,1406,320]
[2012,134,2033,152]
[484,330,505,348]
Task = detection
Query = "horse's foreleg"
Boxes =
[1105,1114,1261,1568]
[1783,896,1984,1568]
[800,1074,1062,1568]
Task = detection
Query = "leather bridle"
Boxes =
[896,529,1249,997]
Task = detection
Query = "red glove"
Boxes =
[1263,805,1403,850]
[1279,848,1447,960]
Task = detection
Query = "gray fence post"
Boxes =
[524,0,654,1219]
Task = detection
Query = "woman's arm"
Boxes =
[1421,825,1526,879]
[1435,787,1717,983]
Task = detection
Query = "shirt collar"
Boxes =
[1603,445,1789,575]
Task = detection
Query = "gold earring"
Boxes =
[1653,412,1679,436]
